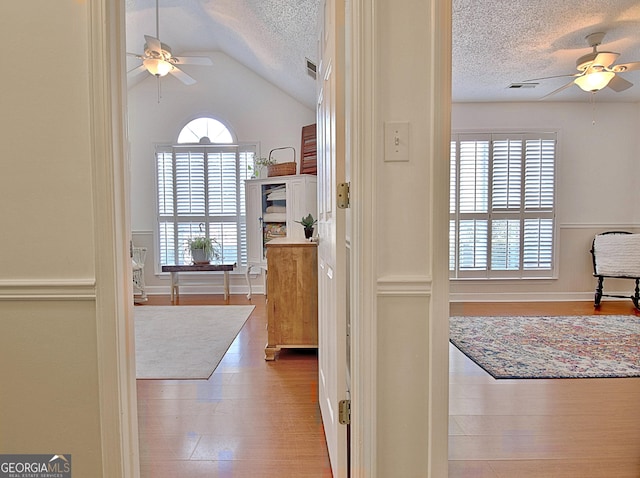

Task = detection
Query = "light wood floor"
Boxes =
[449,300,640,478]
[136,296,640,477]
[136,294,332,478]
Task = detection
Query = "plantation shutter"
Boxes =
[156,144,255,267]
[454,135,490,276]
[450,132,556,279]
[523,136,555,271]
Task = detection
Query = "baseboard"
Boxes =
[449,291,596,302]
[144,285,265,296]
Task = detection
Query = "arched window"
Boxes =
[156,117,256,267]
[177,117,234,144]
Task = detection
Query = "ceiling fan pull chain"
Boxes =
[591,92,597,126]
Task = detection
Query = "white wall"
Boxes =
[0,1,124,475]
[451,101,640,301]
[128,51,315,292]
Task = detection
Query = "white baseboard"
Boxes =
[450,290,640,303]
[144,285,265,296]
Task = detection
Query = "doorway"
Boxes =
[117,1,456,476]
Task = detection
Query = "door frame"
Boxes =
[98,0,453,476]
[91,0,140,476]
[348,0,452,476]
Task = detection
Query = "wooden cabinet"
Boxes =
[264,239,318,360]
[244,174,317,298]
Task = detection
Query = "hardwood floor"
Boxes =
[449,300,640,478]
[136,296,640,477]
[136,294,332,477]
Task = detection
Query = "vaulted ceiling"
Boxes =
[125,0,640,109]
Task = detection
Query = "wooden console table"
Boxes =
[161,264,235,302]
[264,239,318,360]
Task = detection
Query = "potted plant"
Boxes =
[187,236,219,264]
[248,154,276,179]
[296,213,317,239]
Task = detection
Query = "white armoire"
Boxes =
[245,174,317,298]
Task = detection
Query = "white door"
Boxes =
[317,0,349,475]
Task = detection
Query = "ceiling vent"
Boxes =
[306,57,317,79]
[509,83,539,89]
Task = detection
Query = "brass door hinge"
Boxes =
[338,399,351,425]
[337,182,350,209]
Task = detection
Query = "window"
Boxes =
[449,132,556,278]
[156,118,256,266]
[177,117,234,144]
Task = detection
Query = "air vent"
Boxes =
[509,83,539,89]
[306,57,317,79]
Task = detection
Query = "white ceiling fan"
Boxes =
[525,32,640,99]
[127,0,212,85]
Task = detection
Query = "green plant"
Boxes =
[187,236,219,261]
[248,154,276,178]
[295,214,317,228]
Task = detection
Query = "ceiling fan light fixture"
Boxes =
[574,71,615,92]
[143,58,172,77]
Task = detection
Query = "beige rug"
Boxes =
[134,305,254,379]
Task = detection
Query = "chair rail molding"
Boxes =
[0,279,96,300]
[560,223,640,230]
[376,275,433,297]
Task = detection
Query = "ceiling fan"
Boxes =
[525,32,640,99]
[127,0,212,85]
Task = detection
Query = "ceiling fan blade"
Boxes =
[127,52,144,59]
[607,74,633,92]
[539,80,575,100]
[144,35,162,54]
[522,72,579,82]
[169,66,197,85]
[592,51,619,69]
[127,63,147,75]
[172,55,213,66]
[612,61,640,73]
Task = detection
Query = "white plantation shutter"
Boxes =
[176,150,206,215]
[156,144,255,267]
[458,219,488,270]
[458,138,489,213]
[492,138,522,210]
[523,218,553,270]
[491,219,520,271]
[524,137,555,209]
[450,132,556,278]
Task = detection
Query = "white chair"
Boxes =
[132,247,148,303]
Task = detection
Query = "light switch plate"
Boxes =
[384,121,410,162]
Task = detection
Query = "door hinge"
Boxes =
[337,182,350,209]
[338,399,351,425]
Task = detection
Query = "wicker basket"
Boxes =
[267,162,297,177]
[267,147,298,177]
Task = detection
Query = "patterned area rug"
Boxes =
[449,315,640,379]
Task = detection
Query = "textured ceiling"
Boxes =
[453,0,640,103]
[125,0,319,108]
[126,0,640,108]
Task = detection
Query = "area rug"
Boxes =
[134,305,254,380]
[449,315,640,379]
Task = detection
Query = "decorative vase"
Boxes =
[304,227,314,239]
[191,248,210,264]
